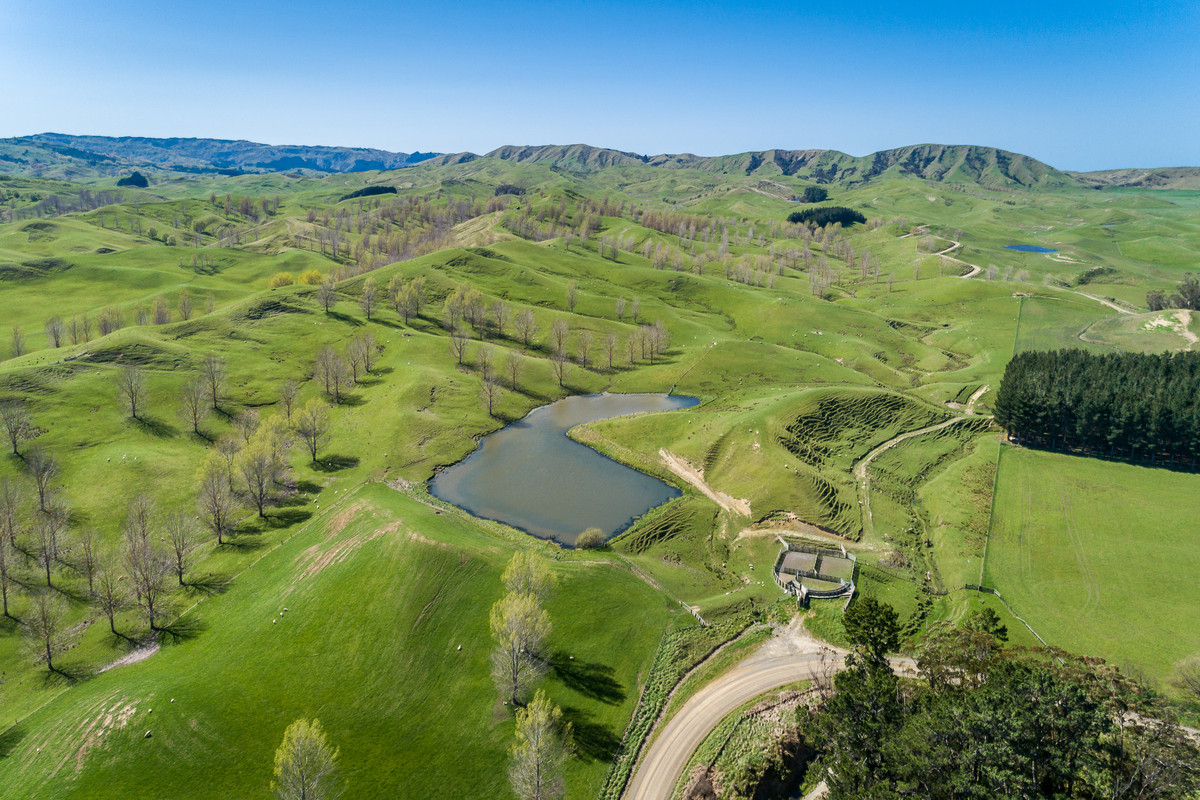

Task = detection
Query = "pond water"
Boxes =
[1004,244,1058,253]
[429,393,700,546]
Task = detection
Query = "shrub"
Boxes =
[298,269,323,285]
[798,186,828,203]
[117,171,149,188]
[267,272,295,289]
[495,184,525,196]
[575,528,607,549]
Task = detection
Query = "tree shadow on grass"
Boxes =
[335,393,367,407]
[265,508,312,529]
[549,652,625,704]
[294,479,322,495]
[0,723,27,758]
[52,582,92,605]
[157,615,207,643]
[39,660,91,685]
[132,415,178,438]
[310,455,360,473]
[185,572,233,596]
[221,535,268,551]
[328,311,364,327]
[559,705,621,762]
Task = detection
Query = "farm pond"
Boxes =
[429,393,699,546]
[1005,244,1058,253]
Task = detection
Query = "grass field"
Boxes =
[2,152,1198,793]
[984,446,1200,688]
[0,483,675,799]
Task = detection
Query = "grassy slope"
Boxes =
[0,483,674,799]
[984,446,1200,686]
[2,158,1198,790]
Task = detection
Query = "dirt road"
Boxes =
[624,620,913,800]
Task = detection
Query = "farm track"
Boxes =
[930,234,1135,316]
[660,449,752,517]
[852,405,987,542]
[624,620,915,800]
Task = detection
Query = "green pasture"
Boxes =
[984,446,1200,688]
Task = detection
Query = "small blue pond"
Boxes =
[1005,245,1058,253]
[430,393,699,546]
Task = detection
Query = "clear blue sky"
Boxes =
[1,0,1196,170]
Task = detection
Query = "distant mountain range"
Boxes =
[1,134,1196,190]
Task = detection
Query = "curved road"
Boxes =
[624,651,915,800]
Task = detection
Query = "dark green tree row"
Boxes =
[786,206,865,227]
[993,349,1200,468]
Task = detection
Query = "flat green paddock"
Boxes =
[984,446,1200,687]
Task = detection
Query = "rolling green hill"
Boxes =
[1,140,1198,797]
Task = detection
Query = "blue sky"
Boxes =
[0,0,1196,170]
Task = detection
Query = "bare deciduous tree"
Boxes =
[153,295,171,325]
[201,353,227,411]
[165,511,200,586]
[317,279,337,313]
[550,319,569,355]
[449,325,470,366]
[615,297,626,322]
[75,527,100,594]
[481,376,501,417]
[178,376,210,435]
[360,333,380,373]
[344,338,366,384]
[576,330,593,369]
[125,533,171,630]
[279,379,299,420]
[116,365,148,419]
[0,400,35,455]
[515,309,538,347]
[359,277,376,320]
[550,349,568,388]
[0,476,26,546]
[234,409,260,443]
[178,289,193,321]
[565,282,578,313]
[630,297,640,322]
[197,462,239,545]
[491,301,511,339]
[0,536,14,618]
[505,350,523,392]
[604,332,618,370]
[27,448,59,513]
[294,399,331,463]
[93,553,126,635]
[10,324,26,358]
[44,317,64,348]
[32,510,67,587]
[23,590,68,673]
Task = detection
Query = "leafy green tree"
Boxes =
[509,690,573,800]
[272,718,343,800]
[503,552,557,601]
[491,591,550,706]
[842,596,900,665]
